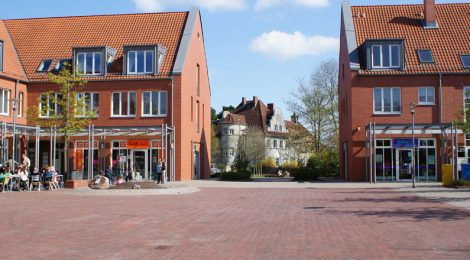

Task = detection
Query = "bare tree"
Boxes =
[285,123,314,164]
[286,59,339,154]
[238,126,266,175]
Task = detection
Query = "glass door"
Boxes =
[397,149,413,180]
[132,150,148,180]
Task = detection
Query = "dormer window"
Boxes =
[127,50,154,74]
[417,49,434,64]
[76,51,102,75]
[37,59,53,72]
[366,40,403,70]
[124,45,166,76]
[372,45,400,69]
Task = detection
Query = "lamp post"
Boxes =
[410,102,416,188]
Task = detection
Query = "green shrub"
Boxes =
[233,158,249,173]
[220,171,252,181]
[292,167,318,181]
[452,179,470,187]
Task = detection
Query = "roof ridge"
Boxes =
[0,20,29,81]
[351,2,470,8]
[2,11,189,21]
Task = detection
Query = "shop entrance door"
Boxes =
[396,149,413,180]
[132,150,148,180]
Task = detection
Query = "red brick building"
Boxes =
[0,7,211,181]
[339,1,470,181]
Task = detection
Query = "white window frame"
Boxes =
[373,87,401,115]
[0,89,9,116]
[418,87,435,105]
[76,92,99,118]
[39,93,59,118]
[76,52,102,75]
[18,92,24,118]
[229,129,234,135]
[371,44,401,69]
[127,50,154,75]
[111,92,136,117]
[141,91,168,117]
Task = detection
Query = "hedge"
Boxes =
[220,171,252,181]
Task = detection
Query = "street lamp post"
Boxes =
[410,102,416,189]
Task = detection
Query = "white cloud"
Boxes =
[132,0,246,12]
[250,30,339,61]
[255,0,330,10]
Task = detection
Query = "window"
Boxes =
[76,93,99,117]
[18,92,24,117]
[142,91,167,116]
[280,140,284,149]
[55,59,72,71]
[0,89,9,115]
[461,55,470,69]
[76,52,102,75]
[40,93,61,117]
[229,149,234,156]
[373,88,401,114]
[196,64,200,96]
[229,129,234,135]
[275,125,278,131]
[418,87,435,105]
[279,126,283,132]
[375,139,394,181]
[127,50,154,74]
[371,44,401,69]
[37,59,53,72]
[417,50,434,63]
[0,41,3,72]
[196,101,200,133]
[112,92,136,117]
[273,140,278,148]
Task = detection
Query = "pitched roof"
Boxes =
[350,3,470,75]
[0,21,27,81]
[2,12,188,82]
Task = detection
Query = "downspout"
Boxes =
[170,76,174,127]
[439,73,443,124]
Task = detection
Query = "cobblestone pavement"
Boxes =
[1,188,469,259]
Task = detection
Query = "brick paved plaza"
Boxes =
[1,187,469,259]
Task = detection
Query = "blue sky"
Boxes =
[0,0,464,116]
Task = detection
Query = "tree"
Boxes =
[211,124,221,164]
[285,123,314,164]
[211,107,218,122]
[238,126,266,175]
[286,59,339,154]
[216,105,235,119]
[27,65,95,179]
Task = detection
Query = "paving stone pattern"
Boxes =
[0,188,469,259]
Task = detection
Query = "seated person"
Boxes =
[17,166,28,191]
[0,168,12,182]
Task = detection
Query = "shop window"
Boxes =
[112,92,136,117]
[142,91,167,117]
[375,139,394,181]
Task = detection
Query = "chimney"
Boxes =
[267,103,274,111]
[423,0,437,28]
[291,112,299,123]
[242,97,246,106]
[253,96,259,106]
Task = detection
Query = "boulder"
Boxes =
[89,176,110,190]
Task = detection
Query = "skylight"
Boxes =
[37,59,53,72]
[417,50,434,63]
[55,59,72,71]
[461,55,470,69]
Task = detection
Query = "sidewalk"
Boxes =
[399,186,470,209]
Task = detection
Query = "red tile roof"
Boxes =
[0,21,27,81]
[2,12,188,82]
[351,3,470,75]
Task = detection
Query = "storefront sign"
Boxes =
[393,138,418,148]
[127,140,150,149]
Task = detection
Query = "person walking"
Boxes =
[161,161,166,184]
[155,160,162,184]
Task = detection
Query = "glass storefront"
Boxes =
[375,138,437,181]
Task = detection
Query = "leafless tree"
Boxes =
[286,59,339,154]
[238,126,266,175]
